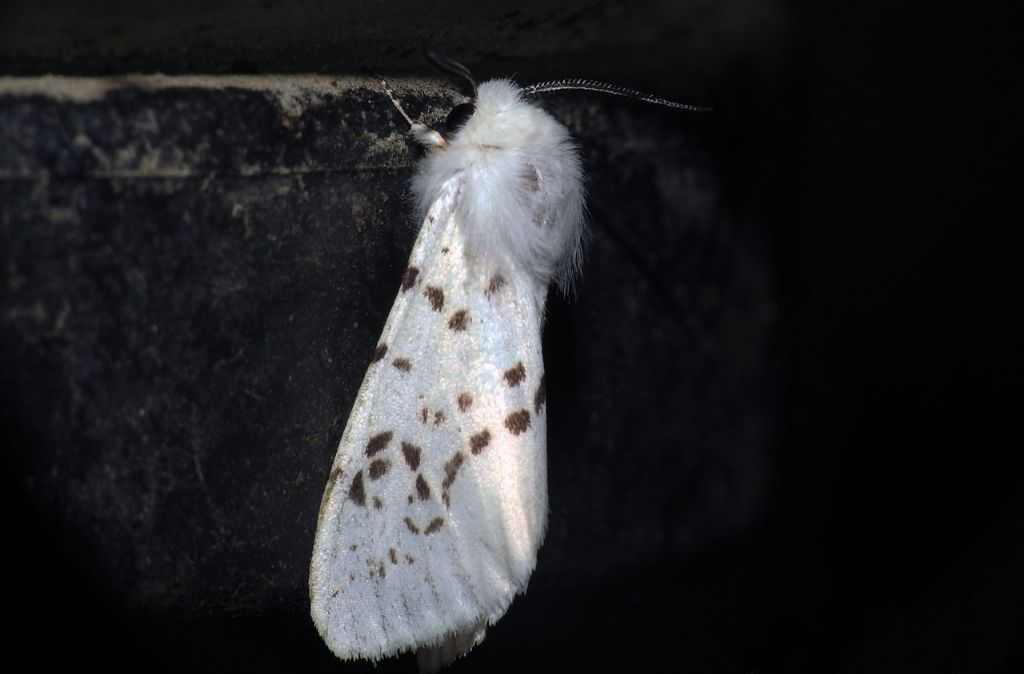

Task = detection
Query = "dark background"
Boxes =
[2,1,1020,672]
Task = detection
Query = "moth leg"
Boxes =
[378,76,447,149]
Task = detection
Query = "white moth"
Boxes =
[310,61,707,671]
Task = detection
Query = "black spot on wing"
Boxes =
[424,285,445,311]
[348,471,366,506]
[503,361,526,387]
[469,429,491,455]
[485,274,506,298]
[534,374,547,413]
[401,266,419,291]
[448,310,469,331]
[365,431,393,457]
[415,474,431,501]
[368,459,391,480]
[442,451,465,508]
[401,442,422,470]
[504,410,531,435]
[442,452,464,491]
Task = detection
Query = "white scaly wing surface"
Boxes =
[310,177,549,663]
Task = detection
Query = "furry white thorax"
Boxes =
[411,80,585,304]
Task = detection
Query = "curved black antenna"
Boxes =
[423,46,478,99]
[522,79,711,112]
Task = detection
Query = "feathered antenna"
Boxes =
[522,78,711,112]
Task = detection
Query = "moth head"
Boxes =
[441,101,476,137]
[424,47,478,137]
[421,48,712,145]
[422,49,564,148]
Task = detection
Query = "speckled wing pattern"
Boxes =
[309,177,549,663]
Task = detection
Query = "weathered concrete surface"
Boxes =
[1,75,779,669]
